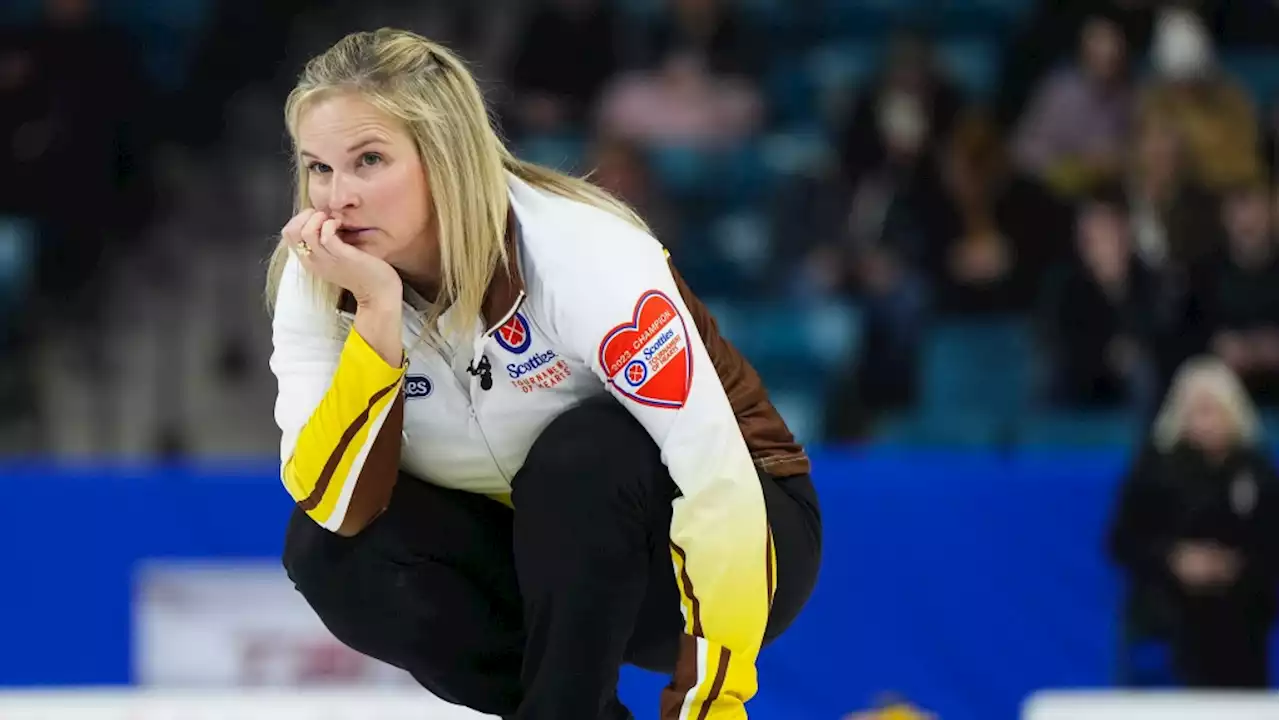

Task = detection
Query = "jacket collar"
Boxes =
[479,206,525,334]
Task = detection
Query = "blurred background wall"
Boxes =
[0,0,1276,718]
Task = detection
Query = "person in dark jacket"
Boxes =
[1109,356,1277,688]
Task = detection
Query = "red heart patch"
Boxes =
[598,290,693,409]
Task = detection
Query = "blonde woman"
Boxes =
[268,29,820,720]
[1108,357,1276,688]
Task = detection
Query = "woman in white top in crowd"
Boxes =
[1109,356,1276,687]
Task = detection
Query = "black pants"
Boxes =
[1171,594,1273,688]
[283,395,822,719]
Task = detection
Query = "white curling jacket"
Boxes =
[270,172,809,719]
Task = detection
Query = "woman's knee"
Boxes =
[515,394,663,505]
[282,506,345,594]
[760,474,822,642]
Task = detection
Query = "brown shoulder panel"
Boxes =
[669,265,811,477]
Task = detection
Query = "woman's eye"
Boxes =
[360,152,383,167]
[306,161,331,174]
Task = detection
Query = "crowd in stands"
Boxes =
[0,0,1275,454]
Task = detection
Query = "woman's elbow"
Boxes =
[331,474,397,536]
[334,512,379,537]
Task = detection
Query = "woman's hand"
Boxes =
[282,209,402,307]
[1170,541,1241,591]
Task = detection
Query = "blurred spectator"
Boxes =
[507,0,619,138]
[1038,187,1158,410]
[820,29,963,298]
[1193,182,1279,404]
[586,134,679,248]
[1120,109,1221,397]
[637,0,763,81]
[1139,7,1261,192]
[1012,13,1133,198]
[933,112,1069,315]
[837,29,962,196]
[1124,111,1221,272]
[994,0,1156,131]
[1109,357,1277,688]
[595,50,762,147]
[802,32,967,435]
[844,243,929,417]
[1262,106,1278,184]
[16,0,154,322]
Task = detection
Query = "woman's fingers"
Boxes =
[288,211,324,260]
[282,209,317,256]
[300,211,327,247]
[318,218,341,250]
[281,208,314,242]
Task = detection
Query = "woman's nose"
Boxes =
[327,172,360,211]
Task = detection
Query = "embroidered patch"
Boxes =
[598,290,692,409]
[404,374,433,399]
[511,359,574,393]
[494,312,532,354]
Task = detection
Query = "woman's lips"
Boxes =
[337,227,371,243]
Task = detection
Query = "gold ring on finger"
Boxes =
[297,240,312,256]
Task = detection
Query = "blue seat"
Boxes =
[801,301,863,371]
[805,41,885,128]
[920,319,1033,417]
[964,0,1037,14]
[807,41,883,97]
[0,0,40,22]
[1258,407,1279,450]
[739,0,804,51]
[935,0,1034,33]
[769,389,823,446]
[757,129,832,177]
[766,58,819,128]
[0,216,35,343]
[1017,411,1142,448]
[516,135,587,174]
[103,0,211,89]
[709,300,863,376]
[718,143,778,204]
[614,0,662,21]
[647,145,717,199]
[709,210,772,283]
[106,0,208,28]
[1220,51,1279,107]
[872,410,1006,446]
[819,0,930,38]
[935,38,1000,98]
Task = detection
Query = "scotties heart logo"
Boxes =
[598,290,692,409]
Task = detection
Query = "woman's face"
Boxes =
[296,92,437,284]
[1182,384,1236,454]
[1076,203,1130,283]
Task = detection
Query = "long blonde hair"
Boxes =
[264,28,647,339]
[1151,355,1260,452]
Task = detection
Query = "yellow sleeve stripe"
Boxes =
[282,329,406,526]
[303,376,402,530]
